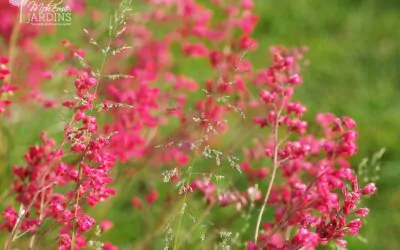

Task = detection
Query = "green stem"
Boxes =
[254,110,280,243]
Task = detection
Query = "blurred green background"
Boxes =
[1,0,399,249]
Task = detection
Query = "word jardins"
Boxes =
[22,0,72,25]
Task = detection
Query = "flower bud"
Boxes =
[347,218,362,235]
[288,74,302,85]
[342,116,356,129]
[355,208,369,217]
[336,239,347,248]
[362,183,377,195]
[259,90,276,104]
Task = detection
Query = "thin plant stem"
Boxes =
[177,204,213,249]
[254,108,280,243]
[172,139,203,250]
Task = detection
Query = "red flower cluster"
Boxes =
[0,56,17,114]
[2,70,118,249]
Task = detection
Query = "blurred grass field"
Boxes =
[1,0,399,249]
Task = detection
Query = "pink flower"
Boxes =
[100,220,113,232]
[362,183,377,195]
[146,189,159,204]
[103,242,119,250]
[355,208,369,217]
[59,234,71,250]
[253,117,268,128]
[65,0,85,14]
[336,239,347,248]
[342,116,357,129]
[1,206,18,230]
[259,90,276,104]
[131,197,142,209]
[347,218,362,235]
[246,241,257,250]
[77,214,96,232]
[182,43,209,57]
[288,74,303,85]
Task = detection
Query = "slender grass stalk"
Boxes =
[254,105,282,243]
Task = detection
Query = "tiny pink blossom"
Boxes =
[362,183,377,195]
[289,74,303,85]
[355,208,370,217]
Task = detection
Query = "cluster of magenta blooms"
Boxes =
[0,0,377,249]
[0,57,17,114]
